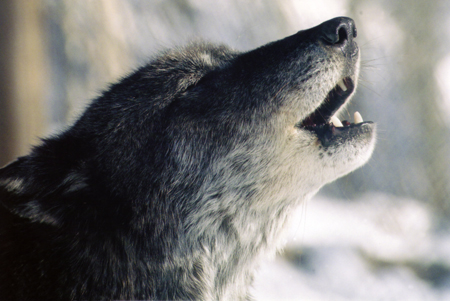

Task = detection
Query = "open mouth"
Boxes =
[298,77,373,146]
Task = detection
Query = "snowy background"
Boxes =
[1,0,450,299]
[253,194,450,300]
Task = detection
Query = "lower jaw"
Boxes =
[305,121,374,148]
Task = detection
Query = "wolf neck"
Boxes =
[181,193,307,299]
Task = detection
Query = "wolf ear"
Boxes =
[0,157,60,226]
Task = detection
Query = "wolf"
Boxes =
[0,17,375,300]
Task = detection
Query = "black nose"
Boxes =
[319,17,357,52]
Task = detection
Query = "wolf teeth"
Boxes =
[331,112,363,127]
[330,115,343,127]
[337,79,347,92]
[354,111,363,123]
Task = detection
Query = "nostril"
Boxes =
[322,25,349,46]
[336,26,349,45]
[319,17,356,47]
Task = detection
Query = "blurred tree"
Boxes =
[0,0,47,166]
[392,1,450,229]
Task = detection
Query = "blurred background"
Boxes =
[1,0,450,299]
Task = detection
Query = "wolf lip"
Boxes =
[308,121,374,147]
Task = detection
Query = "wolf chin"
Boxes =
[0,17,375,300]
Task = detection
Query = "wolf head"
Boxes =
[0,17,375,300]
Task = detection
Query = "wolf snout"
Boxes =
[319,17,358,56]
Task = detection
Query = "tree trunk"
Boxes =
[0,0,47,166]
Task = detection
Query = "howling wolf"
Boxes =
[0,17,375,300]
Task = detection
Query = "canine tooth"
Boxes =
[337,79,347,91]
[330,115,343,127]
[354,111,363,123]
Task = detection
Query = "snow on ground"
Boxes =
[252,193,450,300]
